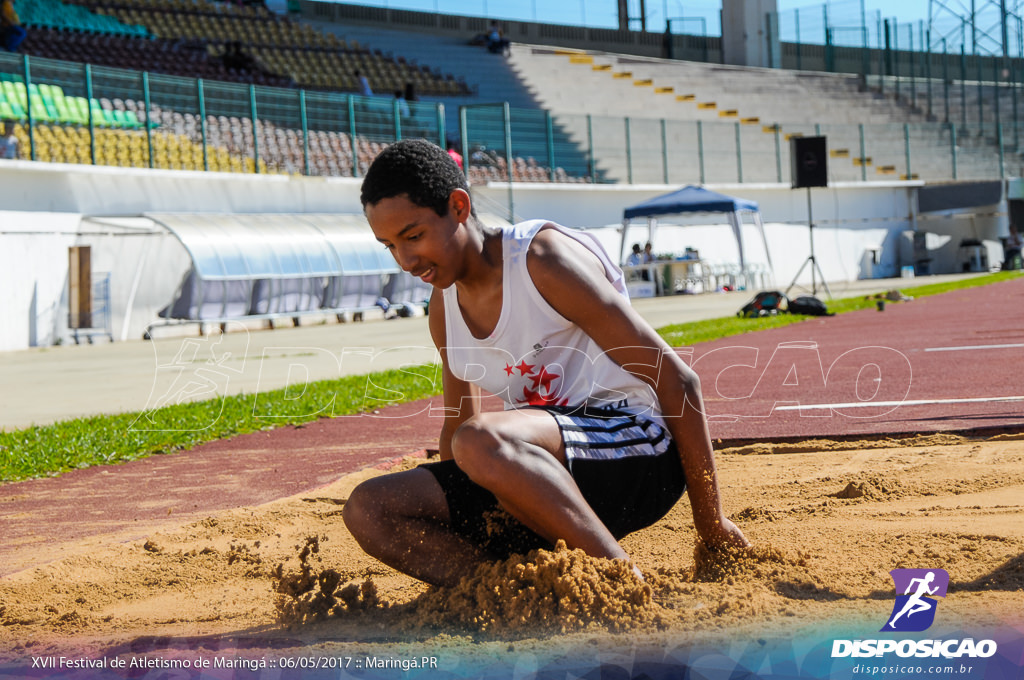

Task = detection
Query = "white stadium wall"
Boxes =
[0,161,1009,352]
[1,210,81,351]
[478,182,908,283]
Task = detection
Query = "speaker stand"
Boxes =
[786,188,832,300]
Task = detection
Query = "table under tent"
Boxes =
[619,185,775,295]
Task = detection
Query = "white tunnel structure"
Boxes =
[150,213,431,322]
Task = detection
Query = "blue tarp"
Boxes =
[623,185,759,219]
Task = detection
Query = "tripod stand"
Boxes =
[786,187,832,299]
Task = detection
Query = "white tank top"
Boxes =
[442,220,663,427]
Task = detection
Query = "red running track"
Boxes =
[693,276,1024,441]
[1,278,1022,575]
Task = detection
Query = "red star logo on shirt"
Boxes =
[504,363,515,376]
[517,385,569,407]
[529,365,559,392]
[515,360,535,376]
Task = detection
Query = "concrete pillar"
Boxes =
[721,0,779,68]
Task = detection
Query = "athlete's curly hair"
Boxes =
[360,139,471,217]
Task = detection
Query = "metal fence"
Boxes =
[459,102,1017,187]
[0,51,446,175]
[3,51,1022,189]
[319,0,1023,60]
[776,0,1024,58]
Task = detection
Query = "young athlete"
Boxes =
[343,139,748,587]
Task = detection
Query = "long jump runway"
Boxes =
[1,278,1022,575]
[695,276,1024,441]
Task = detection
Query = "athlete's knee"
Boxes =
[450,416,513,485]
[343,478,389,549]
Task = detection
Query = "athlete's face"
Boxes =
[366,190,471,289]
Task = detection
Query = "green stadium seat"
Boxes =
[41,95,59,119]
[0,101,17,121]
[7,100,25,120]
[29,94,55,122]
[89,104,117,127]
[54,98,74,123]
[3,82,25,108]
[124,110,143,128]
[50,85,67,104]
[71,97,91,124]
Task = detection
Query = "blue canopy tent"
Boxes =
[620,185,773,275]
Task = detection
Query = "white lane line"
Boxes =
[925,343,1024,352]
[775,395,1024,411]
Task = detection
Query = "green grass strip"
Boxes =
[658,270,1022,346]
[0,365,441,483]
[1,271,1019,483]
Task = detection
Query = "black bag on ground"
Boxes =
[737,291,788,318]
[788,295,833,316]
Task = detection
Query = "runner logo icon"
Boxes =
[882,568,949,632]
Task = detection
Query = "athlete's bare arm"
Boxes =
[428,286,481,461]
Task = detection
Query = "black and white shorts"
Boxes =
[421,407,686,559]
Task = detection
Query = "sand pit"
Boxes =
[273,537,656,635]
[1,434,1022,676]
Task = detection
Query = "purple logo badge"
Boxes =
[882,568,950,632]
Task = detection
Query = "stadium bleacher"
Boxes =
[22,26,295,87]
[510,47,1007,183]
[16,0,148,36]
[2,0,1020,186]
[2,0,479,177]
[36,0,471,97]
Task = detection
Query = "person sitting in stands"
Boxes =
[222,41,256,71]
[1,0,26,53]
[0,121,19,159]
[469,145,499,167]
[354,70,373,97]
[446,138,463,170]
[486,20,510,56]
[393,90,410,117]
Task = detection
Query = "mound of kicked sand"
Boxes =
[272,538,657,636]
[273,535,380,625]
[411,541,656,635]
[832,475,906,500]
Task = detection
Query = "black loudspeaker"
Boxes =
[791,136,828,188]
